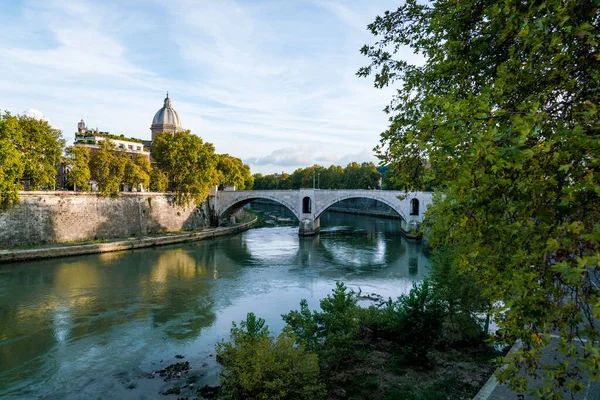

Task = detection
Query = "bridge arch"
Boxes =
[313,195,408,221]
[218,193,300,221]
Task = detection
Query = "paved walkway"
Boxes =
[475,337,600,399]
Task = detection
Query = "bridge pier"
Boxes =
[299,217,320,236]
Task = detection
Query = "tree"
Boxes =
[278,173,290,189]
[16,114,64,190]
[149,166,167,192]
[325,165,344,189]
[381,281,447,363]
[0,112,24,210]
[429,245,491,342]
[216,154,253,190]
[151,130,218,206]
[283,282,364,366]
[289,168,304,189]
[358,162,381,189]
[90,139,126,198]
[65,146,91,192]
[343,162,361,189]
[123,155,151,191]
[361,0,600,396]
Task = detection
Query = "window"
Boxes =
[128,145,133,150]
[410,198,419,216]
[119,144,124,149]
[136,146,141,151]
[302,196,312,213]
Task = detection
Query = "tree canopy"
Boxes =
[0,111,64,210]
[123,154,151,192]
[65,145,91,192]
[17,115,64,190]
[151,130,219,206]
[360,0,599,396]
[0,113,25,210]
[90,139,126,198]
[216,154,254,190]
[252,162,382,190]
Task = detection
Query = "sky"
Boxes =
[0,0,418,174]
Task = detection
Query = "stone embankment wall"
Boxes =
[0,192,210,248]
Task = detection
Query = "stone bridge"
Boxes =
[212,189,433,236]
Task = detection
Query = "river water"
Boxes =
[0,207,429,399]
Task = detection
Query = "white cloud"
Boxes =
[23,108,46,121]
[22,108,61,129]
[336,148,378,167]
[245,146,378,172]
[245,145,337,167]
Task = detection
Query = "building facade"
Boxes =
[66,94,184,191]
[74,93,183,160]
[74,121,151,160]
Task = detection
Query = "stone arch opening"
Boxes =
[220,197,299,222]
[302,196,312,214]
[315,196,406,222]
[410,198,419,216]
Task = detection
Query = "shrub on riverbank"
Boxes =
[215,280,498,399]
[215,313,326,400]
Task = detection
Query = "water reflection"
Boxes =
[0,209,429,399]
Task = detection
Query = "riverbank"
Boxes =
[0,218,257,263]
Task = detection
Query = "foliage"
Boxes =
[76,130,144,144]
[151,130,218,206]
[379,281,447,362]
[90,139,126,198]
[0,112,24,210]
[216,313,326,400]
[283,282,364,367]
[429,245,490,342]
[252,162,382,190]
[360,0,600,395]
[0,111,64,209]
[149,166,168,192]
[123,155,151,191]
[65,146,91,192]
[216,154,254,190]
[17,115,64,190]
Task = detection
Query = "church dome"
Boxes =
[152,93,182,128]
[151,93,183,141]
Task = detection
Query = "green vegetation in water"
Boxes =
[214,247,500,399]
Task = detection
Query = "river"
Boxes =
[0,206,429,399]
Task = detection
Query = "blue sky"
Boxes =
[0,0,419,174]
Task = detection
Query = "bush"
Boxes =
[216,313,326,400]
[282,282,364,367]
[379,280,447,362]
